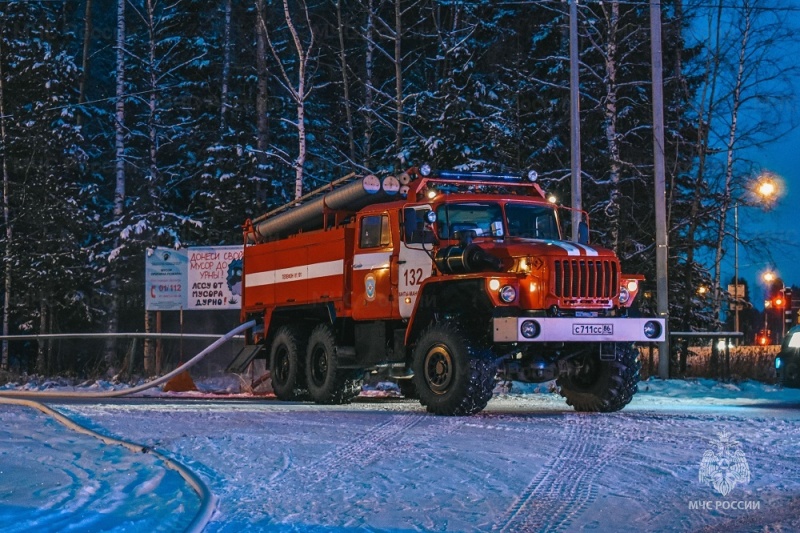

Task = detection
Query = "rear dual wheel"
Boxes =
[305,324,362,404]
[269,325,307,401]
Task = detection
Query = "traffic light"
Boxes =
[773,296,785,309]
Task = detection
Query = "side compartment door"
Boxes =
[398,206,436,319]
[352,213,394,320]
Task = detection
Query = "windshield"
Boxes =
[436,202,504,239]
[505,203,561,240]
[434,202,561,241]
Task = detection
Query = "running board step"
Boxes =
[226,345,265,373]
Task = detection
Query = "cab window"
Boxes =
[360,214,391,248]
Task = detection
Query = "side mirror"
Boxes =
[403,208,418,242]
[578,221,589,245]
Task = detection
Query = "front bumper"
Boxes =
[493,317,666,343]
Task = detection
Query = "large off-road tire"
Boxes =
[411,321,495,416]
[782,358,800,388]
[305,324,362,404]
[269,325,307,401]
[557,342,640,413]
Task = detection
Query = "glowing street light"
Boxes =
[762,270,786,340]
[732,173,782,337]
[757,180,776,198]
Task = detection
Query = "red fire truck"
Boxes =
[235,165,665,415]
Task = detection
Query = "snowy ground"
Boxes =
[2,378,800,532]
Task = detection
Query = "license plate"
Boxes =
[572,324,613,335]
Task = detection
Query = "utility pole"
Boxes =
[569,0,582,240]
[650,0,670,378]
[734,203,740,337]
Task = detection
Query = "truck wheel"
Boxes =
[269,325,306,401]
[783,360,800,388]
[305,324,362,404]
[557,343,640,413]
[412,321,495,416]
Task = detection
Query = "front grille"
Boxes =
[553,259,618,299]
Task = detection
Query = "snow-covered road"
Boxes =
[2,379,800,532]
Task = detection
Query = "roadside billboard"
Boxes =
[145,247,188,311]
[187,246,243,310]
[145,246,243,311]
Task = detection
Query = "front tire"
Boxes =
[557,343,640,412]
[411,321,495,416]
[269,325,306,401]
[305,324,362,404]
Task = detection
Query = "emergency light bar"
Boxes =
[408,165,547,202]
[435,169,539,183]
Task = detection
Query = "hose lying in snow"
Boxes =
[0,396,216,533]
[0,319,256,533]
[0,320,256,399]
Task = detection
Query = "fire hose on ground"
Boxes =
[0,319,257,533]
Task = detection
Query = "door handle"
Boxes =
[397,260,406,265]
[353,264,363,268]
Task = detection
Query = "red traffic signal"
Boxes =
[773,297,785,309]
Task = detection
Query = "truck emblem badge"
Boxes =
[365,274,377,301]
[699,432,750,496]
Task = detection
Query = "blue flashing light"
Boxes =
[437,170,523,182]
[776,357,782,370]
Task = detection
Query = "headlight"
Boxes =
[521,320,540,339]
[776,357,783,370]
[619,287,630,304]
[643,320,662,339]
[420,163,432,176]
[500,285,517,303]
[626,280,639,292]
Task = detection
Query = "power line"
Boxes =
[442,1,800,14]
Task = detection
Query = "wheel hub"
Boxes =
[274,347,289,385]
[310,345,328,386]
[424,344,453,394]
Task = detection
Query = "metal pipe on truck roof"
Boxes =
[248,174,399,243]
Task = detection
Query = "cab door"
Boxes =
[398,206,436,319]
[352,212,394,320]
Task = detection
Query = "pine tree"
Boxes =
[0,0,100,372]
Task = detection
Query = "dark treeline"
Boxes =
[0,0,795,375]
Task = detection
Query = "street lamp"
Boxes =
[732,173,780,337]
[763,270,786,341]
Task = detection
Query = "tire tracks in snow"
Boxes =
[276,413,427,485]
[492,414,633,533]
